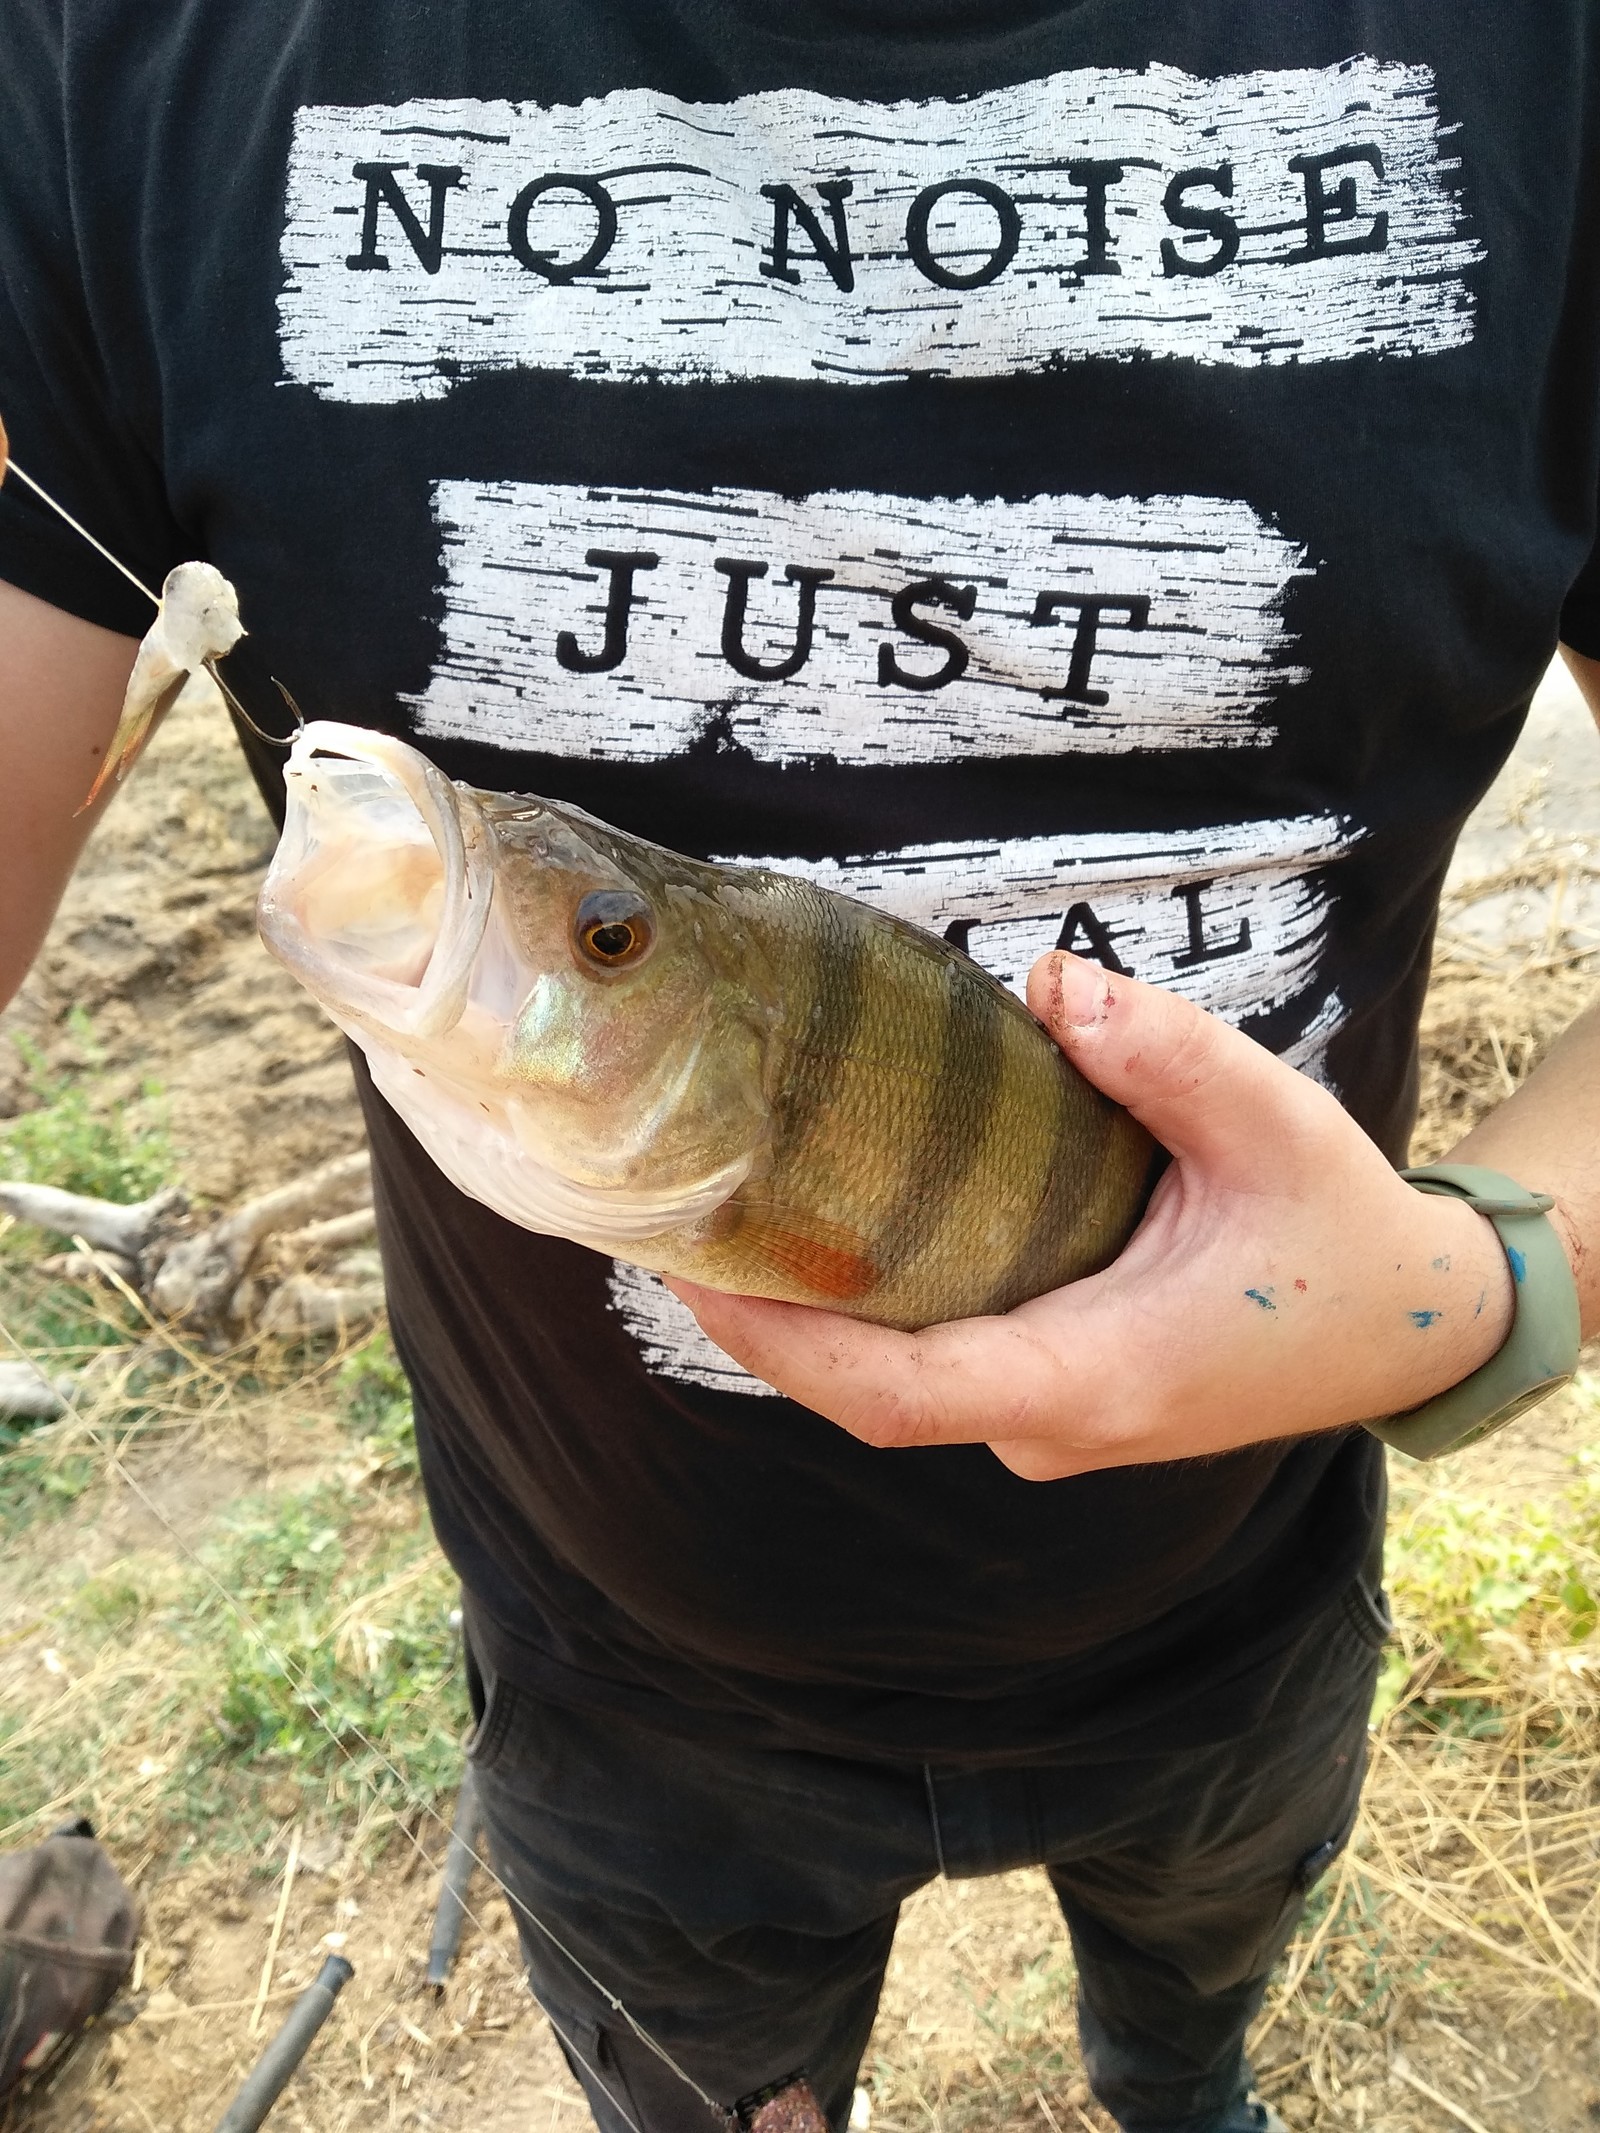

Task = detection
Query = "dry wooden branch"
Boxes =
[38,1247,139,1288]
[257,1274,386,1341]
[272,1205,379,1264]
[0,1358,75,1420]
[0,1180,186,1256]
[147,1151,371,1326]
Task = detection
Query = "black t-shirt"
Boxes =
[4,0,1597,1762]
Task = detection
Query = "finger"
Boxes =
[1026,950,1351,1180]
[666,1279,1077,1450]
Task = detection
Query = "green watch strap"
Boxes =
[1365,1165,1582,1462]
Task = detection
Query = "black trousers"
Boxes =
[466,1567,1388,2133]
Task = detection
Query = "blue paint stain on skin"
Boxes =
[1245,1288,1277,1312]
[1432,1255,1451,1272]
[1508,1245,1528,1284]
[1410,1309,1442,1329]
[1474,1289,1486,1318]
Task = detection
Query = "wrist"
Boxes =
[1403,1195,1516,1404]
[1367,1166,1583,1461]
[1543,1193,1586,1295]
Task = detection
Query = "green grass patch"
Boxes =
[1,1009,166,1367]
[1,1009,171,1205]
[0,1011,181,1525]
[337,1327,421,1478]
[196,1477,462,1801]
[1375,1375,1600,1731]
[1,1405,462,1848]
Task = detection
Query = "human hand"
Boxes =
[666,952,1519,1480]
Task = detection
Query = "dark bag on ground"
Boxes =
[0,1819,139,2097]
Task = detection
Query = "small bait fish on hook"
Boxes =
[0,410,295,803]
[79,560,245,809]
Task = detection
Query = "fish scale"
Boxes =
[621,875,1153,1327]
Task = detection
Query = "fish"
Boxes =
[257,721,1157,1330]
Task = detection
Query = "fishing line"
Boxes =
[5,458,304,753]
[0,1311,729,2127]
[4,458,161,607]
[106,1437,721,2122]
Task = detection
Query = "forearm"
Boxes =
[681,648,1600,1468]
[1446,998,1600,1337]
[0,578,136,1007]
[1441,642,1600,1335]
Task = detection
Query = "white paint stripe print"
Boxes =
[407,481,1309,762]
[607,1264,784,1399]
[280,58,1481,401]
[731,814,1354,1016]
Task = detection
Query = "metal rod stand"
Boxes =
[212,1954,354,2133]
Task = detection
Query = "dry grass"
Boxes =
[851,1391,1600,2131]
[5,856,1600,2130]
[1245,1411,1600,2129]
[1414,855,1599,1161]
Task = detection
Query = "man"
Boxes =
[2,3,1597,2128]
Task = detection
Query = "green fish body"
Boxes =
[259,724,1155,1330]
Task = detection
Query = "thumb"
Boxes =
[1026,950,1338,1178]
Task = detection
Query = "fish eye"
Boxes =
[573,889,655,970]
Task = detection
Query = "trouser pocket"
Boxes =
[1344,1467,1393,1649]
[539,1997,733,2133]
[462,1631,516,1773]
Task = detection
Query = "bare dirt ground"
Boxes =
[0,678,365,1204]
[3,668,1600,2133]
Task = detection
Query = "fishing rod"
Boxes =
[425,1761,482,1990]
[0,1175,701,2133]
[213,1953,354,2133]
[0,437,744,2131]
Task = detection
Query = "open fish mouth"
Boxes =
[257,721,755,1247]
[259,721,495,1045]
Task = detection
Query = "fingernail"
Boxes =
[1049,952,1112,1030]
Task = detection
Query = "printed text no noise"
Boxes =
[342,150,1390,293]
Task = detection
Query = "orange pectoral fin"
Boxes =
[734,1211,880,1304]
